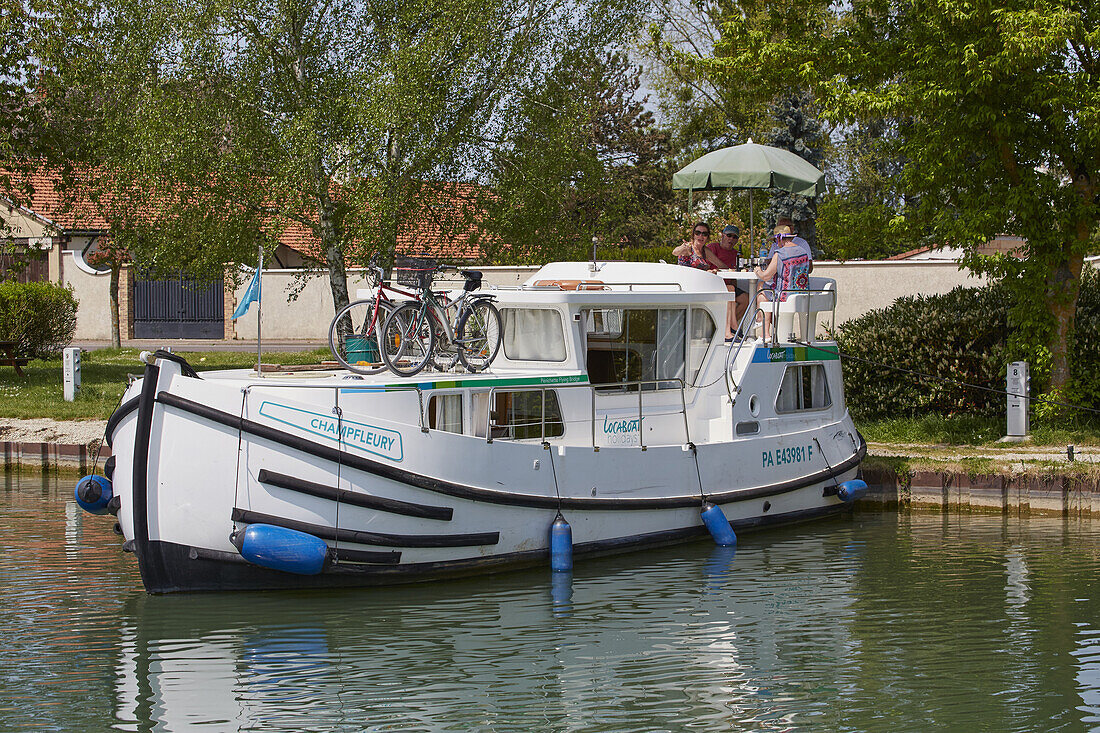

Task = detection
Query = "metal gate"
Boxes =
[134,275,224,339]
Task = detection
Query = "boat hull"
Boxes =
[108,358,864,594]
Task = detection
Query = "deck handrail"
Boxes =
[240,381,429,432]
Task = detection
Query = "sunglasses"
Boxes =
[693,230,710,236]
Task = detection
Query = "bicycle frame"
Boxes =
[360,266,422,333]
[413,288,477,345]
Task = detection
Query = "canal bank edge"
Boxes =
[5,438,1100,518]
[3,440,109,474]
[860,457,1100,517]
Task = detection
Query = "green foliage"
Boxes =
[761,92,825,248]
[680,0,1099,390]
[858,414,1008,446]
[836,285,1011,420]
[479,51,677,264]
[0,282,78,359]
[1068,267,1100,409]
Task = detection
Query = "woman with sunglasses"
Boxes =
[671,222,716,271]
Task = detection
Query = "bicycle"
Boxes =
[380,259,503,377]
[327,256,422,375]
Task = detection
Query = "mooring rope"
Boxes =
[793,339,1100,418]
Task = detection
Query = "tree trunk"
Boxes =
[109,264,121,349]
[317,179,350,316]
[1046,250,1084,390]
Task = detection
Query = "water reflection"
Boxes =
[3,469,1100,731]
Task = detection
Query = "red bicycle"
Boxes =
[327,256,422,375]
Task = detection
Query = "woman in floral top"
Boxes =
[671,222,717,271]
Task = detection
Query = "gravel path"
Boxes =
[0,418,108,446]
[867,441,1100,464]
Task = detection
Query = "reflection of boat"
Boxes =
[87,261,864,593]
[111,535,859,730]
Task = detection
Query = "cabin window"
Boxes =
[501,308,567,362]
[489,390,565,440]
[775,363,832,413]
[585,308,686,391]
[428,394,463,433]
[689,309,716,382]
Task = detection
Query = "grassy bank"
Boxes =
[0,348,330,420]
[859,414,1100,447]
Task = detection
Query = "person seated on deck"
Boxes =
[709,225,750,342]
[765,216,814,272]
[753,225,812,341]
[672,222,716,271]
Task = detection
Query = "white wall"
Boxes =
[61,258,990,342]
[63,251,114,340]
[811,260,987,330]
[229,266,540,340]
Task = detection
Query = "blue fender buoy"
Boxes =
[836,479,868,503]
[549,513,573,572]
[74,475,113,515]
[232,524,329,575]
[701,502,737,546]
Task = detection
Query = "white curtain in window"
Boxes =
[503,309,567,361]
[689,309,716,382]
[655,309,686,381]
[431,394,463,433]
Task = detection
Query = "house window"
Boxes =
[489,390,565,440]
[501,308,567,361]
[428,394,463,433]
[585,308,686,391]
[775,364,832,413]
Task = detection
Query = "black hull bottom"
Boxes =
[134,503,848,594]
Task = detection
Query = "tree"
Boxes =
[815,119,929,260]
[760,91,825,249]
[31,0,641,326]
[28,0,272,346]
[480,51,678,262]
[159,0,638,312]
[693,0,1099,392]
[642,0,779,154]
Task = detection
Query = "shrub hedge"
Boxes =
[0,281,79,359]
[836,274,1100,421]
[835,285,1011,420]
[1069,267,1100,410]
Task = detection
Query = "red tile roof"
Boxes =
[5,168,489,259]
[2,169,109,230]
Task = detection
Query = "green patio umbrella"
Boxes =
[672,141,826,258]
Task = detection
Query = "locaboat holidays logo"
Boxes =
[602,414,641,446]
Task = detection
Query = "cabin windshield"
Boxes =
[583,307,687,391]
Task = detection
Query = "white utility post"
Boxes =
[63,347,82,402]
[1006,361,1029,438]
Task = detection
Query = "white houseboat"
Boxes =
[80,260,865,593]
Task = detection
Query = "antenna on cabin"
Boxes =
[590,236,599,272]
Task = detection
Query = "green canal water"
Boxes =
[3,470,1100,732]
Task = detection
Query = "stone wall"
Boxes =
[859,464,1100,516]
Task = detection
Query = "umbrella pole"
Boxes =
[749,190,754,263]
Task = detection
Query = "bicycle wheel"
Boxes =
[431,328,460,371]
[381,302,436,377]
[457,299,502,372]
[328,299,392,375]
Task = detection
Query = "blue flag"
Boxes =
[232,266,261,320]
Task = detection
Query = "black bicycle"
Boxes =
[380,259,503,377]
